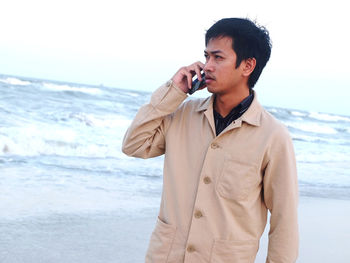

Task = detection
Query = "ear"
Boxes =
[242,58,256,77]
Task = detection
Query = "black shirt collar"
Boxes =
[213,90,254,136]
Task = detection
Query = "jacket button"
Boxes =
[203,176,211,184]
[187,245,195,253]
[194,210,203,218]
[211,142,219,149]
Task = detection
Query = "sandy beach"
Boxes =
[1,196,349,263]
[1,74,350,262]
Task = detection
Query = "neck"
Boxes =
[214,87,250,117]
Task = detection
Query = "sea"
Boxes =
[1,73,350,221]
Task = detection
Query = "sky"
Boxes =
[1,0,349,115]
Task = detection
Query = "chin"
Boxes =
[206,88,214,94]
[206,85,219,94]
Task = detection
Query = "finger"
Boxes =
[196,61,205,70]
[183,66,197,86]
[182,71,192,90]
[193,61,205,80]
[193,64,203,81]
[173,67,188,84]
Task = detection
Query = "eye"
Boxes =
[215,55,223,59]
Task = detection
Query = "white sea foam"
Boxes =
[309,112,350,122]
[296,150,350,163]
[287,122,338,134]
[124,91,141,97]
[291,133,326,143]
[0,77,31,86]
[42,82,102,95]
[291,111,307,117]
[267,108,278,113]
[0,123,126,158]
[70,113,131,128]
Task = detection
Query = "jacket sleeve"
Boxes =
[122,82,188,159]
[263,127,299,263]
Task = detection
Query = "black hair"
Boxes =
[205,18,272,88]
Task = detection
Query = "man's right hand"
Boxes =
[171,61,205,93]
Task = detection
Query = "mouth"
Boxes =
[205,73,215,79]
[205,74,215,83]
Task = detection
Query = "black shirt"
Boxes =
[213,91,254,136]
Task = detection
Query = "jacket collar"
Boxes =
[195,91,262,127]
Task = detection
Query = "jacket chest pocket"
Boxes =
[216,157,259,201]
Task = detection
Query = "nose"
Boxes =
[204,59,214,72]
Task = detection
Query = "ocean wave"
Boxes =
[291,110,307,117]
[42,82,102,95]
[0,124,125,158]
[296,151,350,163]
[124,91,141,97]
[267,108,278,113]
[0,138,124,158]
[292,134,328,144]
[0,77,31,86]
[308,112,350,122]
[69,113,131,128]
[286,122,338,134]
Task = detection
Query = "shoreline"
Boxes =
[256,195,350,262]
[1,196,350,262]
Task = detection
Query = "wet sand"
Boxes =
[1,196,350,262]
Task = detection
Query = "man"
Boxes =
[122,18,298,263]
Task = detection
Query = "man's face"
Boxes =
[204,36,245,95]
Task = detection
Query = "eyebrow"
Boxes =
[204,50,224,55]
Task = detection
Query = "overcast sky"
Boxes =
[1,0,349,115]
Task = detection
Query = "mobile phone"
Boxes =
[189,72,205,95]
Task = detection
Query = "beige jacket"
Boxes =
[122,82,299,263]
